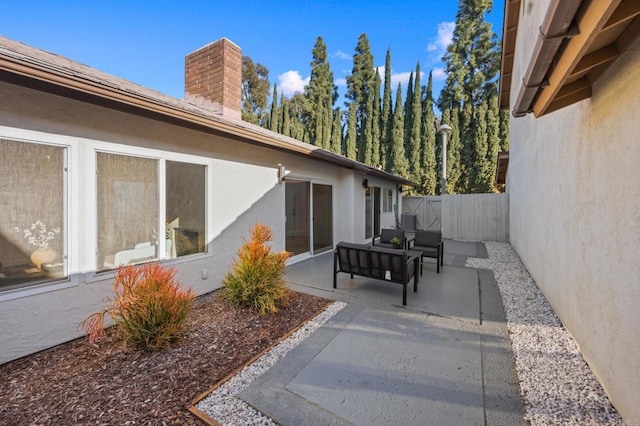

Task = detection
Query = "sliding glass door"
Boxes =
[312,183,333,255]
[285,180,310,256]
[285,180,333,257]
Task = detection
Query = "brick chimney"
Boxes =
[185,38,242,120]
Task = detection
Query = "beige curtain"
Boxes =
[0,139,64,268]
[97,153,158,270]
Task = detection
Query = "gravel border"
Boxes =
[467,241,622,425]
[196,301,347,425]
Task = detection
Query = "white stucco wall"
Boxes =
[0,82,398,363]
[508,7,640,419]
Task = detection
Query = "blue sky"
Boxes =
[0,1,504,107]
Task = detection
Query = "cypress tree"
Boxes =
[446,106,463,193]
[330,108,342,154]
[346,34,375,165]
[380,49,393,170]
[483,92,501,192]
[269,83,279,132]
[344,102,357,160]
[406,63,422,191]
[438,0,500,110]
[281,99,291,137]
[305,37,337,147]
[371,69,382,167]
[468,99,488,192]
[289,93,307,141]
[389,84,409,176]
[420,72,437,195]
[322,98,333,149]
[404,71,415,150]
[436,0,504,193]
[457,102,474,193]
[499,108,510,151]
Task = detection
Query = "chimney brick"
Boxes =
[185,38,242,120]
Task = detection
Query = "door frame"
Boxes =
[284,176,335,264]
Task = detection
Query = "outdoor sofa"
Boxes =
[333,242,419,305]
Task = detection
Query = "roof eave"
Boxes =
[0,49,417,188]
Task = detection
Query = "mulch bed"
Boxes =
[0,290,331,425]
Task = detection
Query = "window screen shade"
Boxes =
[97,153,158,271]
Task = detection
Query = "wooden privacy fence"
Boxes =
[402,193,509,242]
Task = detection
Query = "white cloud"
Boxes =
[432,67,447,80]
[376,67,425,85]
[334,50,350,60]
[335,78,347,87]
[428,21,455,53]
[278,71,310,96]
[391,72,413,88]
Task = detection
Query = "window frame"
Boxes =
[91,146,211,278]
[0,126,213,298]
[0,127,76,302]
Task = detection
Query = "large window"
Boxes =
[166,161,206,258]
[97,154,207,271]
[0,139,67,291]
[98,153,158,271]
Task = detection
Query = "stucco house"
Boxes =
[500,0,640,420]
[0,36,414,364]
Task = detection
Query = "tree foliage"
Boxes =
[247,16,509,195]
[305,37,337,148]
[346,34,376,165]
[388,84,409,176]
[380,48,393,170]
[241,56,270,125]
[420,72,437,195]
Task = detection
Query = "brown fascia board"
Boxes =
[499,0,522,110]
[0,45,416,187]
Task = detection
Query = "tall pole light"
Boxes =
[438,124,452,194]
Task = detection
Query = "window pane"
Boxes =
[98,153,158,271]
[0,139,67,291]
[166,161,206,258]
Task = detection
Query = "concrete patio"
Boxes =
[239,240,526,425]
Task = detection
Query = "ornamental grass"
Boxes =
[81,263,195,351]
[220,223,291,315]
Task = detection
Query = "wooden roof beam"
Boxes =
[602,1,640,31]
[546,77,592,114]
[533,0,622,117]
[570,44,620,77]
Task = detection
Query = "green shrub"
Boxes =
[81,263,195,351]
[220,223,291,315]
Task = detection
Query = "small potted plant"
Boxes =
[390,236,403,249]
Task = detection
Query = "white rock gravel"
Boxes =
[196,301,347,425]
[467,241,622,425]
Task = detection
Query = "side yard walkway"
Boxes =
[237,240,525,426]
[467,242,622,425]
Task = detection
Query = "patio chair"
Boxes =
[408,230,443,273]
[372,228,406,250]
